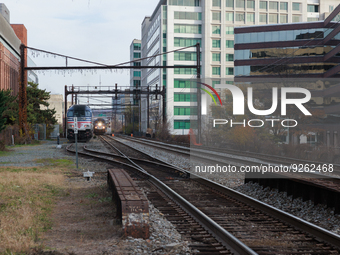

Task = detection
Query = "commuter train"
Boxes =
[66,105,93,142]
[93,118,107,135]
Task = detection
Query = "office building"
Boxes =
[130,39,142,105]
[233,4,340,146]
[140,0,339,135]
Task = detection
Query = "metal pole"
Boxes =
[19,44,27,136]
[132,104,134,135]
[162,86,166,125]
[196,43,201,144]
[75,134,78,169]
[71,85,74,105]
[147,86,150,129]
[64,85,68,138]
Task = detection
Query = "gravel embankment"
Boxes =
[115,137,340,236]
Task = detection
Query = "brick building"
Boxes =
[0,3,27,95]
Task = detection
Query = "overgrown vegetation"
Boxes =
[0,82,57,150]
[0,157,76,254]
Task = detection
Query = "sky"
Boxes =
[4,0,160,106]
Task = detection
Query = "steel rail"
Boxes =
[66,143,256,255]
[66,142,340,252]
[119,135,340,177]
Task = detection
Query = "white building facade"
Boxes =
[130,39,142,105]
[140,0,339,135]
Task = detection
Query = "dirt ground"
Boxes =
[31,171,129,255]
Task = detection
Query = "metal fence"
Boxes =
[0,125,20,146]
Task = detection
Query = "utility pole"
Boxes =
[196,43,201,144]
[19,44,27,136]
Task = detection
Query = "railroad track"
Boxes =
[116,135,340,214]
[117,135,340,175]
[66,138,340,254]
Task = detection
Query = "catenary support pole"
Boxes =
[196,43,201,144]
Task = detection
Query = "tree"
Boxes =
[26,82,57,136]
[0,90,9,133]
[2,90,18,126]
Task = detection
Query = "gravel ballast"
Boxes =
[114,137,340,236]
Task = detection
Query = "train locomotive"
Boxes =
[66,105,93,142]
[93,118,107,135]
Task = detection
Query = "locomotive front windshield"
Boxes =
[67,110,91,117]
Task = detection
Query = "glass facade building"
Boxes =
[234,5,340,78]
[138,0,340,135]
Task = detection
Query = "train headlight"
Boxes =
[95,127,97,129]
[98,122,102,126]
[103,126,105,128]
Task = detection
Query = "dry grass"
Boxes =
[0,164,69,254]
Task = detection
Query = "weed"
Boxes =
[86,193,98,198]
[0,166,65,253]
[99,197,112,203]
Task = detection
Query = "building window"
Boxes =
[212,53,221,62]
[260,1,267,10]
[269,1,278,11]
[212,39,221,48]
[226,0,234,7]
[226,40,234,48]
[292,15,301,22]
[330,5,334,12]
[247,0,255,9]
[226,26,234,34]
[235,12,245,22]
[174,24,202,34]
[226,67,234,75]
[174,120,196,129]
[269,13,278,23]
[174,93,197,102]
[174,11,202,20]
[236,0,245,8]
[280,2,288,11]
[213,0,221,7]
[212,66,221,75]
[174,67,197,74]
[259,13,267,23]
[133,71,141,77]
[174,79,197,88]
[174,107,197,115]
[174,52,198,61]
[307,5,319,13]
[280,14,288,23]
[307,17,318,21]
[292,2,301,11]
[133,80,141,87]
[212,12,221,21]
[212,25,221,34]
[133,62,141,66]
[174,38,201,47]
[226,12,234,22]
[212,80,221,88]
[226,53,234,61]
[133,52,141,58]
[247,13,255,23]
[169,0,200,7]
[133,43,141,50]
